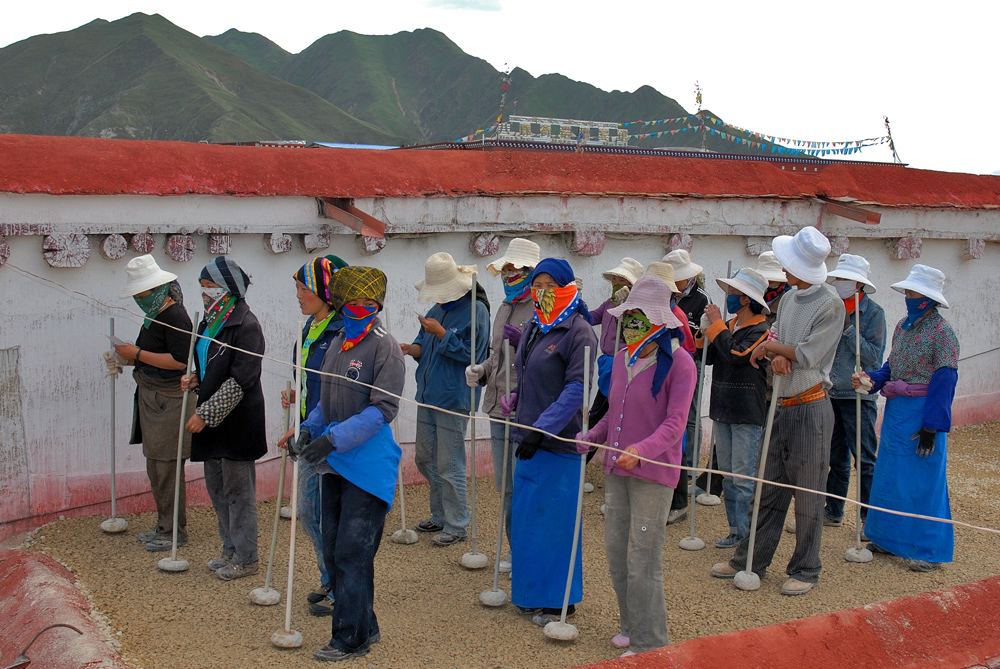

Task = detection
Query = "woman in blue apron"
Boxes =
[854,265,959,572]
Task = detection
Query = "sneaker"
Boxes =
[310,599,334,616]
[516,605,542,615]
[666,508,687,525]
[780,577,814,596]
[866,542,892,555]
[307,585,332,604]
[907,559,942,572]
[207,554,233,571]
[498,552,512,574]
[714,534,742,549]
[611,633,630,648]
[710,562,739,579]
[430,532,466,547]
[137,529,159,543]
[415,519,444,533]
[784,517,796,533]
[145,538,187,552]
[314,644,370,662]
[531,605,576,627]
[823,515,843,527]
[215,561,259,581]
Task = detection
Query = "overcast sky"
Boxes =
[3,0,997,175]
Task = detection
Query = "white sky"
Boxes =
[3,0,997,175]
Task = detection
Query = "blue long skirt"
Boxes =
[866,395,953,562]
[511,449,583,609]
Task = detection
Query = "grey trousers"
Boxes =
[146,457,187,542]
[729,399,834,584]
[604,473,673,653]
[204,458,259,565]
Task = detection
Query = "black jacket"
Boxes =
[191,300,267,462]
[676,285,711,332]
[705,315,770,426]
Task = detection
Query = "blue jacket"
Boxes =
[297,314,343,418]
[828,294,886,401]
[413,292,490,412]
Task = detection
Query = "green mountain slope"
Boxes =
[202,29,291,75]
[0,13,405,144]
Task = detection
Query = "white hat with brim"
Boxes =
[644,262,679,293]
[486,238,540,276]
[415,252,477,303]
[891,264,949,308]
[716,267,771,314]
[755,251,787,283]
[661,249,703,282]
[771,226,831,285]
[601,257,644,286]
[120,254,178,298]
[607,275,683,328]
[827,254,877,293]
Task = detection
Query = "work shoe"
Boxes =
[611,633,630,648]
[430,532,465,547]
[531,605,576,627]
[207,554,233,571]
[516,605,542,615]
[498,551,512,574]
[310,599,334,617]
[784,517,796,533]
[415,519,444,533]
[710,562,739,579]
[137,529,159,543]
[215,561,259,581]
[823,515,843,527]
[780,577,814,596]
[907,560,942,572]
[145,538,187,552]
[866,542,892,555]
[666,508,687,525]
[714,534,742,549]
[314,644,370,662]
[307,585,331,604]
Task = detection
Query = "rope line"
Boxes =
[7,262,1000,539]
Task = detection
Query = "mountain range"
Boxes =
[0,12,749,151]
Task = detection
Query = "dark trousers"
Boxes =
[147,457,187,542]
[729,399,834,584]
[825,398,878,522]
[321,473,388,654]
[695,448,724,497]
[204,458,258,564]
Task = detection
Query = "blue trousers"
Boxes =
[298,460,330,589]
[414,406,470,537]
[489,418,517,550]
[714,421,761,541]
[825,398,878,522]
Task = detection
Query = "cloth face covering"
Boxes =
[622,311,666,367]
[902,296,936,330]
[134,284,171,329]
[202,287,234,328]
[764,283,788,304]
[502,269,532,303]
[341,304,378,350]
[834,279,859,300]
[726,294,744,315]
[532,283,580,334]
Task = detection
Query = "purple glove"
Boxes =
[503,323,523,350]
[499,391,518,417]
[575,431,593,455]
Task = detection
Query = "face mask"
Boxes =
[726,294,745,315]
[341,304,379,350]
[134,284,172,328]
[622,312,653,345]
[202,286,228,309]
[833,279,859,300]
[532,283,579,333]
[501,269,532,303]
[902,296,935,330]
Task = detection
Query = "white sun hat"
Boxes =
[486,238,541,276]
[644,261,679,293]
[601,257,644,285]
[771,226,831,285]
[755,251,787,284]
[608,275,683,328]
[827,254,877,293]
[661,249,703,282]
[891,264,949,308]
[415,252,477,303]
[716,267,771,314]
[119,255,178,298]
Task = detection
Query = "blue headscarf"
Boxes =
[650,328,685,400]
[530,258,593,325]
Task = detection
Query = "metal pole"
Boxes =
[559,346,589,625]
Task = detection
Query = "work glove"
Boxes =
[287,428,311,461]
[516,430,544,461]
[499,391,518,417]
[854,374,873,394]
[575,431,593,455]
[465,364,484,388]
[102,350,126,379]
[699,313,712,332]
[912,427,936,458]
[502,323,523,350]
[301,433,335,467]
[613,285,631,306]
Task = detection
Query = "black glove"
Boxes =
[516,430,544,461]
[287,429,311,461]
[301,433,335,467]
[912,427,936,458]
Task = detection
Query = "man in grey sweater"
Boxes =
[710,226,845,596]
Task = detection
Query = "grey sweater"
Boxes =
[772,283,845,398]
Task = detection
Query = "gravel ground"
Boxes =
[23,422,1000,669]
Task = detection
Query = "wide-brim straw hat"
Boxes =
[772,226,831,285]
[608,275,682,328]
[119,254,177,298]
[755,251,787,283]
[716,267,771,314]
[827,253,877,293]
[891,264,949,308]
[487,238,541,276]
[414,252,477,303]
[601,257,644,285]
[661,249,703,282]
[644,262,679,293]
